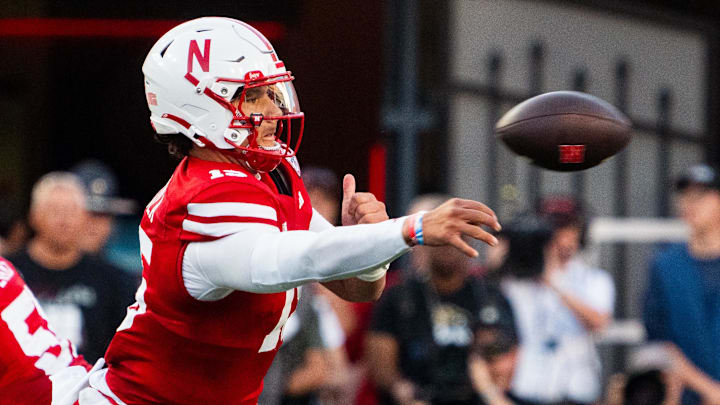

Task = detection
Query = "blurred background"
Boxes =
[1,0,720,403]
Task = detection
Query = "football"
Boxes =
[495,91,632,171]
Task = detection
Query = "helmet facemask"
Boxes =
[201,71,304,173]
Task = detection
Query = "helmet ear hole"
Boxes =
[224,128,251,146]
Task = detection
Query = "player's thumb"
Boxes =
[342,174,356,203]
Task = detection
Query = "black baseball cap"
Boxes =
[498,214,553,278]
[472,289,519,359]
[71,160,136,215]
[675,164,720,192]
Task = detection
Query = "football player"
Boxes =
[77,17,501,405]
[0,257,90,405]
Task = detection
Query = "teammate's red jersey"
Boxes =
[0,257,89,405]
[104,156,312,405]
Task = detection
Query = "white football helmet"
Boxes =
[143,17,304,172]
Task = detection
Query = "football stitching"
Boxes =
[495,112,631,132]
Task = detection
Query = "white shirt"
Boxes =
[502,257,615,403]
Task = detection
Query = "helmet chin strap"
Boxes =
[226,125,286,173]
[246,141,285,172]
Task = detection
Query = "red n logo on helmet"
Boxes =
[187,39,211,74]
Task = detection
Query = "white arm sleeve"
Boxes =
[183,216,409,296]
[308,208,390,282]
[309,208,335,231]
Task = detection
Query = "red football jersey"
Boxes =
[0,257,89,405]
[104,156,312,405]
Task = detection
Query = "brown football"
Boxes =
[495,91,632,171]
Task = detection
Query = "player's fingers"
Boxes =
[458,208,501,232]
[342,174,356,203]
[456,199,498,221]
[355,200,385,217]
[449,235,478,258]
[458,222,499,246]
[358,212,390,224]
[348,193,376,217]
[353,192,376,204]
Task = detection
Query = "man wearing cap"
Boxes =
[70,160,136,258]
[467,288,520,405]
[643,164,720,405]
[500,203,615,405]
[7,172,137,364]
[366,194,513,405]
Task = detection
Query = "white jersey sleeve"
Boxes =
[183,208,409,298]
[307,208,390,282]
[308,208,335,232]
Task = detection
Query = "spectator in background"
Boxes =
[644,164,720,405]
[70,160,136,261]
[7,172,137,363]
[296,166,356,404]
[603,343,720,405]
[0,190,30,257]
[499,199,614,405]
[303,166,342,226]
[468,281,519,405]
[260,288,329,405]
[0,216,29,257]
[366,194,512,405]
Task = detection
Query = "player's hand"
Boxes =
[406,198,501,257]
[341,174,389,226]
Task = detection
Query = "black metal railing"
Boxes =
[449,38,705,323]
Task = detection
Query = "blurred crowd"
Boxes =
[2,162,720,405]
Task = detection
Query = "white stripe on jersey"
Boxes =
[138,227,153,266]
[182,220,279,237]
[187,202,277,221]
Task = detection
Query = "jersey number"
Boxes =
[145,181,169,223]
[135,228,295,353]
[1,287,75,375]
[258,288,295,353]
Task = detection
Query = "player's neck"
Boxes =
[27,238,83,270]
[430,270,467,295]
[689,228,720,259]
[189,147,254,172]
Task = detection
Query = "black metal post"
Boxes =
[614,61,630,218]
[395,0,419,216]
[657,89,672,217]
[609,59,631,379]
[528,42,544,209]
[487,51,502,211]
[571,68,587,199]
[382,0,432,217]
[613,59,630,320]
